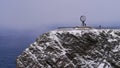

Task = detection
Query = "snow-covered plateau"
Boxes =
[17,28,120,68]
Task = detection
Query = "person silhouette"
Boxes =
[99,25,101,29]
[84,23,86,26]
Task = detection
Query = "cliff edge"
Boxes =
[16,28,120,68]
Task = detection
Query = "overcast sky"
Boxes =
[0,0,120,30]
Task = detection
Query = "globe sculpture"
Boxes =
[80,16,86,26]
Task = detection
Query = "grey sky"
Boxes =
[0,0,120,30]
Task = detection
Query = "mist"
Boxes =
[0,0,120,31]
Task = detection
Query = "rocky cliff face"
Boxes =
[16,28,120,68]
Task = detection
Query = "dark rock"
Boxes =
[16,29,120,68]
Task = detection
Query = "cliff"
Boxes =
[16,28,120,68]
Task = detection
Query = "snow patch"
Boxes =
[108,39,117,42]
[98,63,105,68]
[113,45,120,52]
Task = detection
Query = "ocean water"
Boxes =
[0,32,37,68]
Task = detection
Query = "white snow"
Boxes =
[98,63,105,68]
[34,42,37,45]
[36,46,43,50]
[49,31,67,55]
[50,28,102,37]
[91,29,100,35]
[112,45,120,52]
[108,39,117,42]
[110,31,119,38]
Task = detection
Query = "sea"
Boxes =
[0,30,41,68]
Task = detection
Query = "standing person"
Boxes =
[99,25,102,29]
[84,23,86,26]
